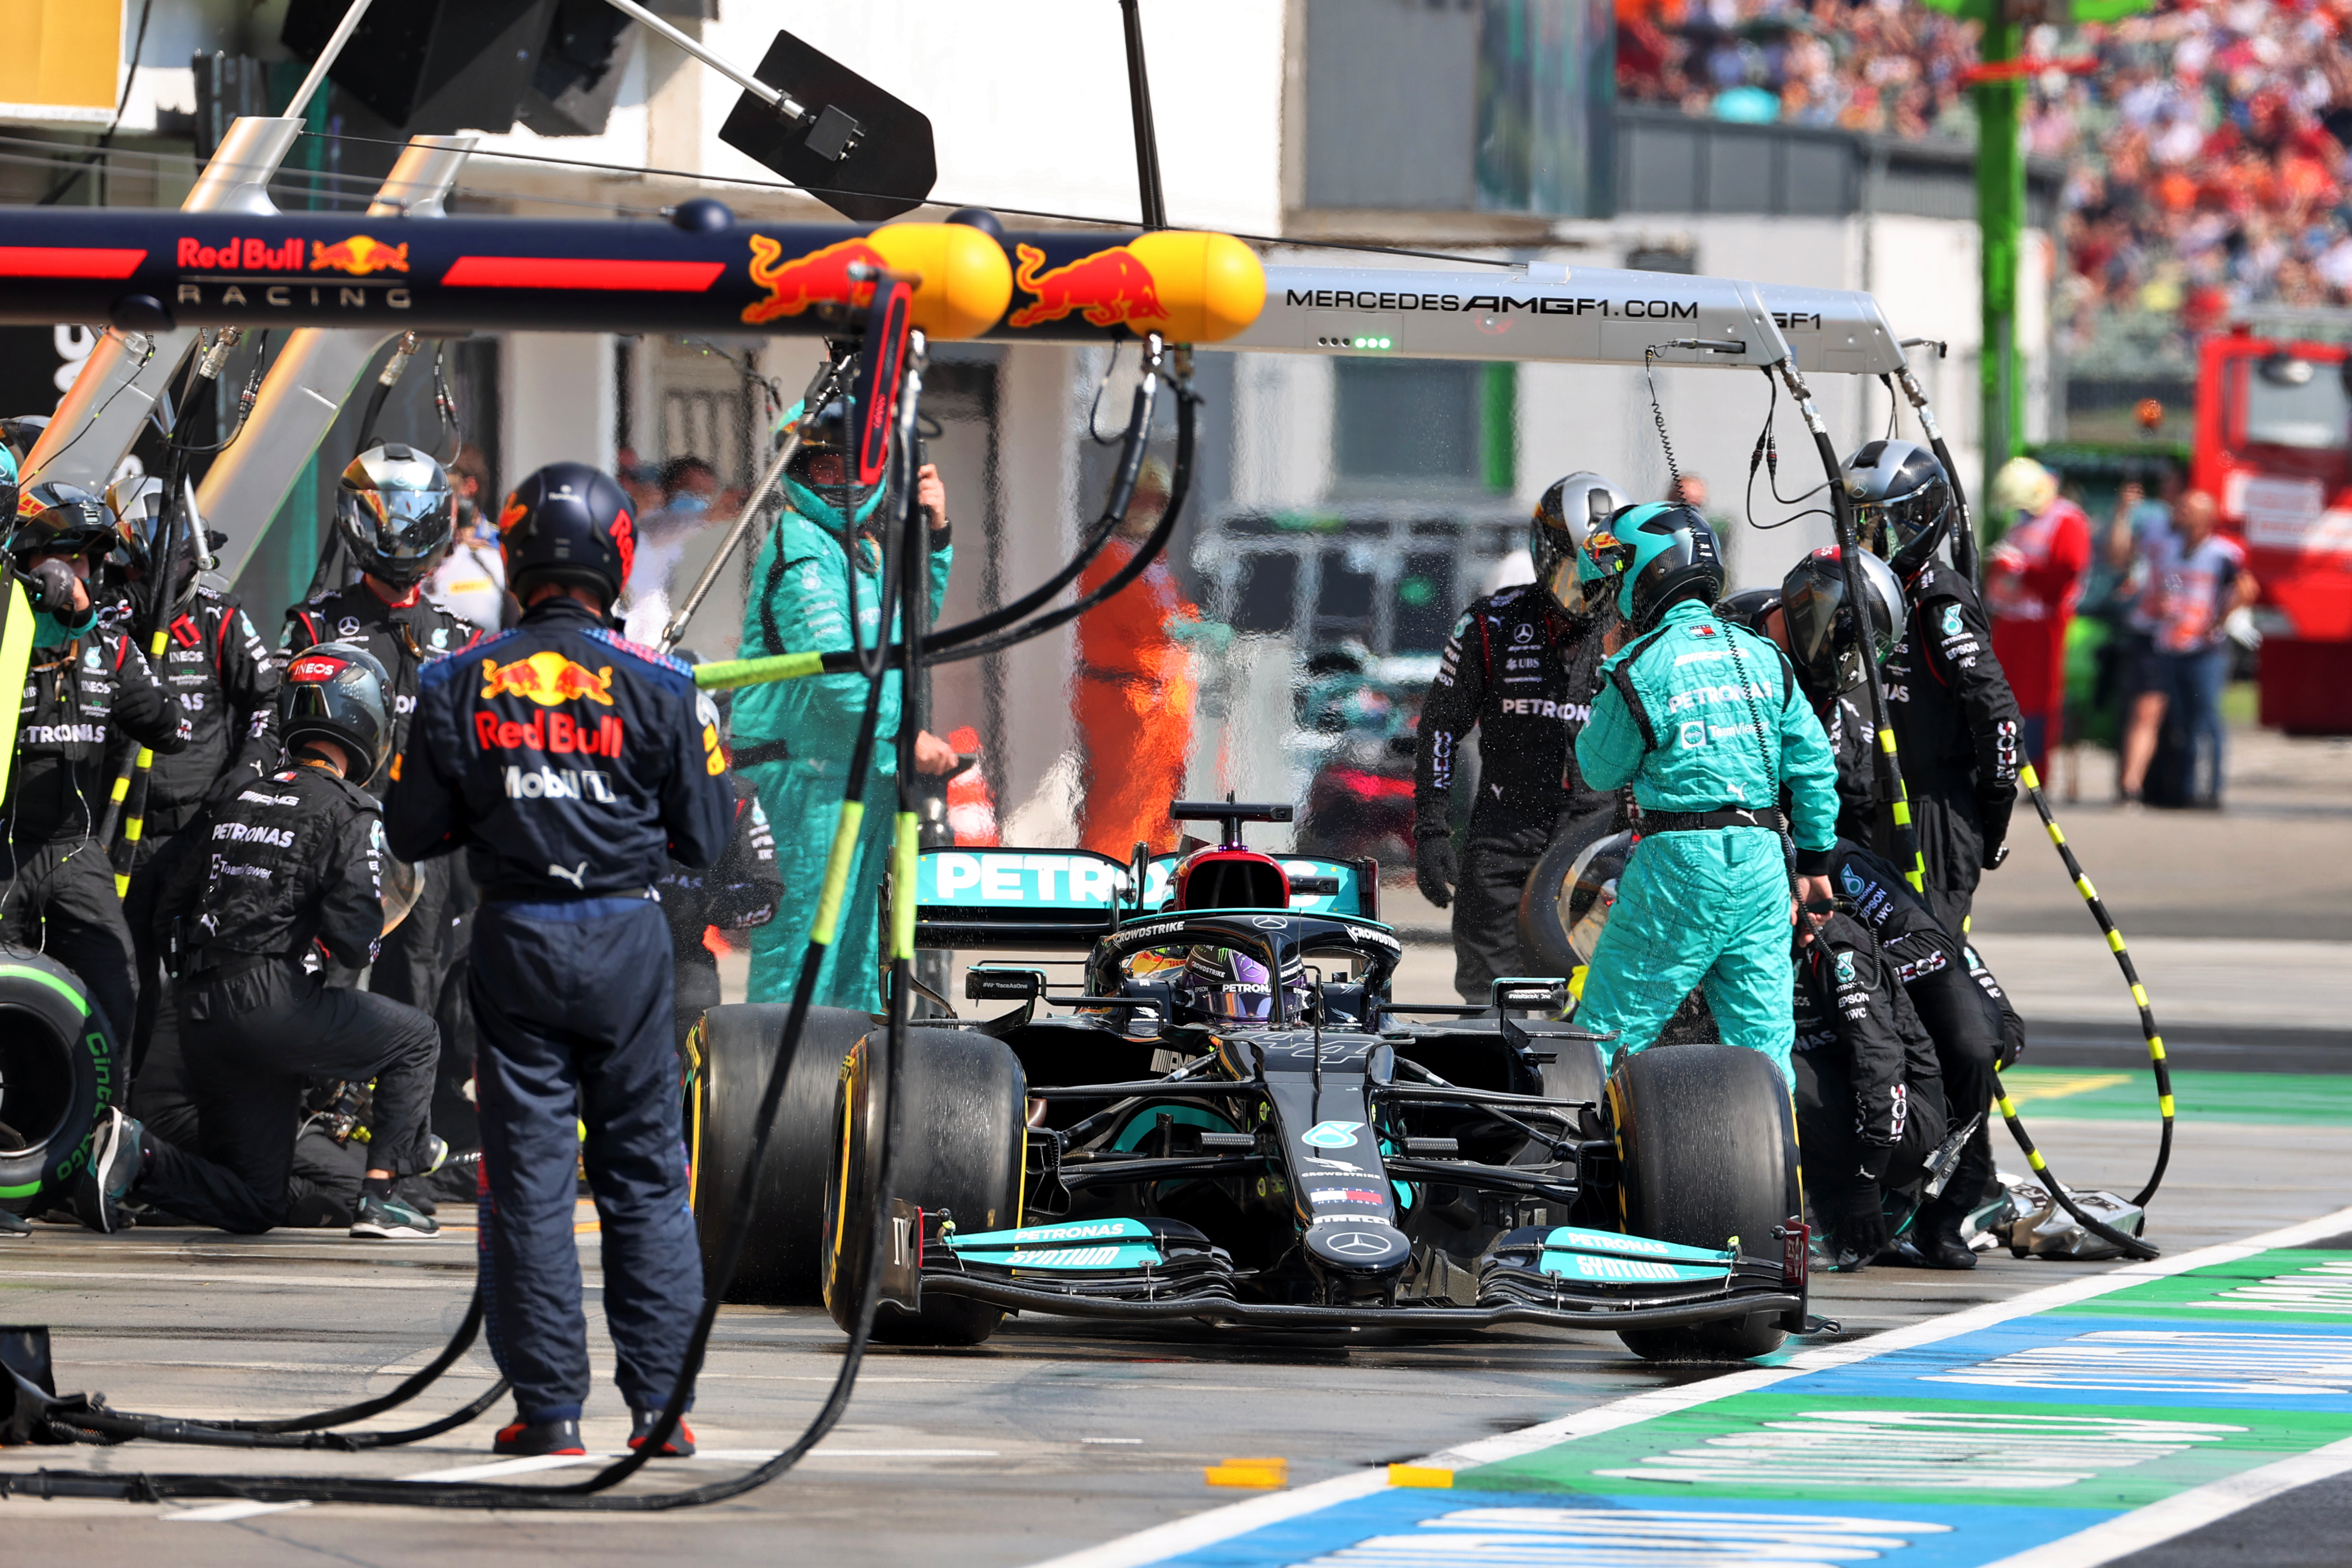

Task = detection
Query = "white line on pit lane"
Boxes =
[1030,1201,2352,1568]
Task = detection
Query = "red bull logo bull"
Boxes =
[1006,243,1169,331]
[479,651,616,707]
[741,235,885,326]
[309,236,409,276]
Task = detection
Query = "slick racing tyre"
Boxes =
[1516,830,1587,978]
[0,947,118,1215]
[690,1004,872,1305]
[825,1026,1026,1347]
[1608,1043,1797,1363]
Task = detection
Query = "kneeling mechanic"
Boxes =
[386,462,735,1461]
[73,645,444,1239]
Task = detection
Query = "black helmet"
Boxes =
[781,397,883,529]
[1841,439,1954,577]
[279,641,392,784]
[1715,587,1781,638]
[8,480,116,561]
[2,414,49,468]
[1531,471,1629,616]
[337,443,455,588]
[1779,545,1905,696]
[498,461,636,607]
[1593,502,1725,633]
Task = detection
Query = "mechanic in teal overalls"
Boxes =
[732,399,957,1011]
[1570,502,1840,1085]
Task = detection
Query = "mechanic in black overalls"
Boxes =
[1727,560,2023,1269]
[282,444,483,1008]
[387,462,734,1461]
[1414,472,1626,1001]
[1792,905,1951,1272]
[71,644,443,1240]
[2,481,188,1048]
[103,479,281,1122]
[1843,440,2024,936]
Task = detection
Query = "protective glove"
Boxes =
[1414,835,1458,909]
[1978,786,2017,871]
[1830,1179,1890,1269]
[24,557,80,614]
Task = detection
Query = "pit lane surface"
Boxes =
[4,1105,2346,1567]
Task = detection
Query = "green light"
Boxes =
[1378,337,1392,349]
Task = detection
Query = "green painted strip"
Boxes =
[2053,1250,2352,1326]
[0,1180,42,1199]
[1459,1391,2352,1510]
[0,962,89,1016]
[693,649,825,691]
[2000,1066,2352,1126]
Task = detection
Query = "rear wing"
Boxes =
[911,846,1378,950]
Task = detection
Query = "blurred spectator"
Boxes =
[621,456,720,647]
[1619,0,2352,337]
[1985,456,2092,774]
[2107,474,2178,802]
[2148,489,2257,807]
[423,443,506,630]
[614,445,662,520]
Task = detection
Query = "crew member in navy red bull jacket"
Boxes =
[386,461,734,1461]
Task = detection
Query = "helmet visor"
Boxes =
[349,484,455,563]
[1853,475,1945,556]
[1780,571,1849,691]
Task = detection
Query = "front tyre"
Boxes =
[824,1026,1026,1346]
[0,948,117,1216]
[1608,1043,1795,1362]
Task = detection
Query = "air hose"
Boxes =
[0,331,981,1509]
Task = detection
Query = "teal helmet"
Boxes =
[1587,502,1724,631]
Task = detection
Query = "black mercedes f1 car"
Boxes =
[686,803,1816,1361]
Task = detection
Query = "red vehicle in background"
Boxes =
[2194,321,2352,733]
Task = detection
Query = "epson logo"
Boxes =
[504,765,617,802]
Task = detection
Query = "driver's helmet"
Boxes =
[1563,830,1635,967]
[1178,945,1310,1027]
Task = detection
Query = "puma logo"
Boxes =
[548,861,588,890]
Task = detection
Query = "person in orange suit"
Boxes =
[1075,462,1216,861]
[1984,457,2091,776]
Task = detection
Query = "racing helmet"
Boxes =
[8,480,116,562]
[279,641,393,784]
[1531,471,1629,616]
[1,414,48,468]
[1178,945,1310,1027]
[1841,439,1954,576]
[337,443,456,588]
[780,396,885,532]
[0,440,15,529]
[1563,830,1634,967]
[1989,455,2058,521]
[498,461,636,608]
[1779,546,1904,696]
[1715,587,1781,639]
[1587,502,1724,633]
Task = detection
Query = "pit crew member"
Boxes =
[3,478,188,1047]
[73,644,442,1240]
[386,462,735,1460]
[1570,502,1839,1083]
[1413,471,1627,1000]
[282,443,482,1008]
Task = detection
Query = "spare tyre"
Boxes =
[689,1004,872,1305]
[825,1026,1026,1346]
[0,947,119,1215]
[1607,1042,1797,1363]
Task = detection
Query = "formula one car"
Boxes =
[686,803,1813,1361]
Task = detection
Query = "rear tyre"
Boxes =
[825,1026,1026,1346]
[1516,832,1589,977]
[691,1004,873,1305]
[1608,1043,1794,1363]
[0,947,117,1215]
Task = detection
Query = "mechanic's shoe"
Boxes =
[493,1417,585,1457]
[70,1108,146,1234]
[350,1189,440,1239]
[628,1409,696,1458]
[1915,1227,1978,1270]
